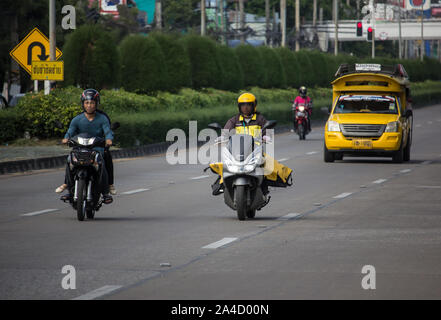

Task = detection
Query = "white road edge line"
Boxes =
[72,285,122,300]
[416,186,441,189]
[21,209,59,217]
[278,213,301,220]
[333,192,352,199]
[202,237,238,249]
[373,179,387,184]
[277,158,289,162]
[121,188,150,195]
[190,175,210,180]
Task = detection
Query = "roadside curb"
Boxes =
[0,119,324,175]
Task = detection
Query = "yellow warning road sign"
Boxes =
[31,61,64,81]
[9,28,62,75]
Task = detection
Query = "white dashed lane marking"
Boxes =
[72,285,122,300]
[202,237,238,249]
[21,209,59,217]
[121,188,150,195]
[333,192,352,199]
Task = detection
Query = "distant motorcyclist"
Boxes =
[292,86,312,133]
[58,89,113,204]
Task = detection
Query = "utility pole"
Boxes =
[313,0,317,27]
[46,0,56,95]
[239,0,245,44]
[280,0,286,47]
[201,0,206,36]
[220,0,225,44]
[420,4,424,61]
[265,0,270,46]
[369,0,375,58]
[398,6,402,59]
[295,0,300,51]
[333,0,338,56]
[155,0,162,30]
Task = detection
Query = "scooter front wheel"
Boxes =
[235,185,247,221]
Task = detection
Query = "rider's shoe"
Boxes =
[109,184,117,195]
[60,193,72,202]
[55,184,67,193]
[103,194,113,204]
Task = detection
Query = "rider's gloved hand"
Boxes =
[262,135,272,143]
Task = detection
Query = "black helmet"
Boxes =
[81,89,100,111]
[299,86,307,97]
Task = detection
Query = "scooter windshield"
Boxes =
[228,134,255,162]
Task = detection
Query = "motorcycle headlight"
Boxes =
[327,121,341,132]
[222,148,257,174]
[299,106,305,112]
[385,121,399,132]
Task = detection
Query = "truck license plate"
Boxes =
[352,139,373,149]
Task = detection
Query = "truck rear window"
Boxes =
[335,95,398,114]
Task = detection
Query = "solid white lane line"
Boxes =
[21,209,58,217]
[121,188,150,195]
[373,179,387,184]
[333,192,352,199]
[190,175,210,180]
[72,285,122,300]
[416,186,441,189]
[278,213,301,220]
[202,237,238,249]
[306,151,318,155]
[400,169,412,173]
[277,158,289,162]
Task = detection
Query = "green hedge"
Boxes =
[275,47,301,89]
[0,109,27,144]
[62,24,119,89]
[214,45,244,92]
[182,35,221,89]
[235,45,266,88]
[150,32,192,91]
[119,34,168,93]
[257,46,287,89]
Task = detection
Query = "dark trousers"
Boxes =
[65,154,110,195]
[103,148,114,185]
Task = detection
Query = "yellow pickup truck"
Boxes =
[324,63,413,163]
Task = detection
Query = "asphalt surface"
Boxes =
[1,104,441,300]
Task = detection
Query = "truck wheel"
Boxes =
[392,143,404,163]
[403,132,411,162]
[324,144,335,163]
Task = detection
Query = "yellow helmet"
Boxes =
[238,93,257,114]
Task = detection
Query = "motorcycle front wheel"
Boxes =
[235,185,247,221]
[76,179,87,221]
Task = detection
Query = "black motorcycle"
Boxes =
[59,122,119,221]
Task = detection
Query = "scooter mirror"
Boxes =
[262,120,277,130]
[208,123,222,130]
[111,122,120,130]
[53,120,64,129]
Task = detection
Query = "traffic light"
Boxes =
[367,27,373,41]
[356,22,363,37]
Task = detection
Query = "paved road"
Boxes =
[1,104,441,300]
